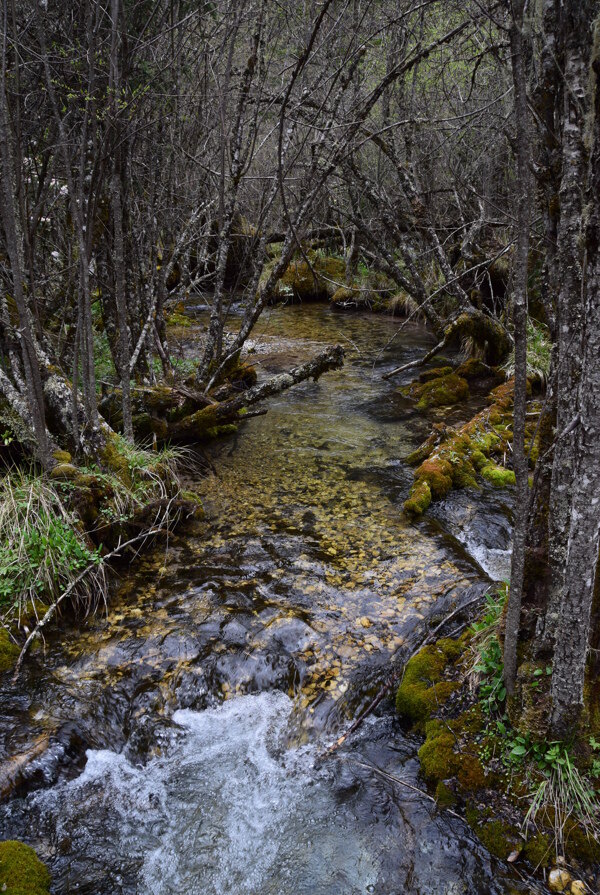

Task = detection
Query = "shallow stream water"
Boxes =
[0,304,530,894]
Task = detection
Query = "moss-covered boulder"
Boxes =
[396,637,464,726]
[480,463,516,487]
[0,841,50,895]
[402,371,469,411]
[274,255,346,302]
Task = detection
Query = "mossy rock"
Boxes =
[434,780,457,808]
[395,639,464,726]
[166,311,194,328]
[403,378,521,516]
[51,449,72,464]
[404,479,432,517]
[275,255,346,302]
[331,286,358,305]
[418,366,454,383]
[49,463,80,481]
[0,841,51,895]
[403,372,469,411]
[480,463,515,487]
[456,358,496,381]
[0,631,19,673]
[564,821,600,863]
[419,719,488,790]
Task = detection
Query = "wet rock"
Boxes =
[268,617,318,653]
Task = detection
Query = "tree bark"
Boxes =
[550,15,600,733]
[503,0,531,696]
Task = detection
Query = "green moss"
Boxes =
[418,366,454,383]
[403,479,431,516]
[418,720,456,780]
[275,255,346,302]
[0,630,19,672]
[0,841,51,895]
[132,413,169,441]
[564,822,600,863]
[522,832,553,868]
[404,372,469,411]
[464,813,517,860]
[99,434,133,487]
[166,311,193,327]
[434,781,457,808]
[49,463,80,481]
[456,358,494,380]
[417,456,453,497]
[395,642,460,725]
[480,463,516,487]
[51,449,72,464]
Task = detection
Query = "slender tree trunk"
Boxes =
[542,4,589,651]
[503,0,531,696]
[0,37,50,464]
[109,0,133,441]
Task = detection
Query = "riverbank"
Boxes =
[395,587,600,892]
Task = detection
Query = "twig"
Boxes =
[340,755,463,820]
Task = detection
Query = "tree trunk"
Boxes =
[550,16,600,733]
[542,3,590,651]
[503,0,531,696]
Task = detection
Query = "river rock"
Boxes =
[548,868,572,893]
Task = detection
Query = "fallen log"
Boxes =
[170,343,345,439]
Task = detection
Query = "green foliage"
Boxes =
[589,736,600,779]
[94,329,117,388]
[469,585,507,715]
[503,317,552,384]
[0,469,102,614]
[468,585,600,857]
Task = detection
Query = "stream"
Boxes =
[0,304,528,895]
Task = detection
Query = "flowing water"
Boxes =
[0,304,528,895]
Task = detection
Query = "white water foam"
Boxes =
[34,692,379,895]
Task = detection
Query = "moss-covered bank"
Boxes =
[403,377,536,516]
[395,619,600,886]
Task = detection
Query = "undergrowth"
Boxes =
[469,584,600,859]
[0,441,190,628]
[502,317,551,384]
[0,468,104,618]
